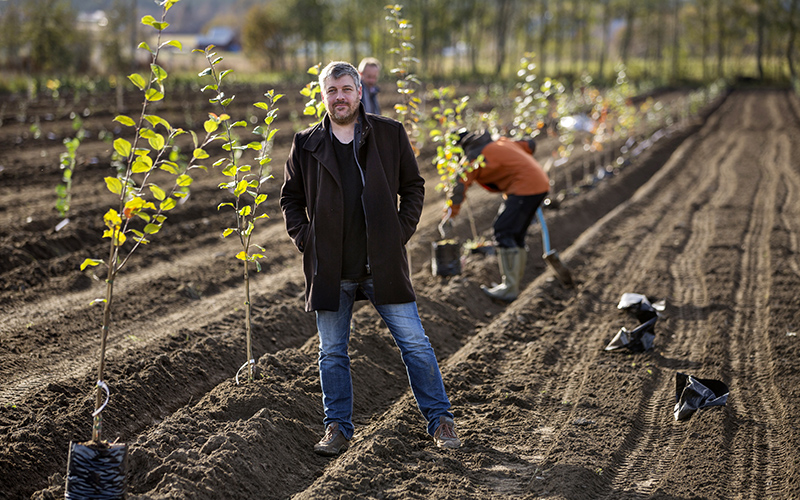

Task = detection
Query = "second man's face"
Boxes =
[360,65,379,88]
[323,75,361,126]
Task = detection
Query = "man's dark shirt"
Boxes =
[332,135,369,279]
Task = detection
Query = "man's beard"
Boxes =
[329,101,358,126]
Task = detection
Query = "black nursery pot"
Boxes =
[431,240,461,276]
[65,441,127,499]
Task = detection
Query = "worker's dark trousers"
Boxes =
[492,193,547,248]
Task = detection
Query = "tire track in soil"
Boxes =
[509,98,736,498]
[726,97,795,499]
[598,125,743,496]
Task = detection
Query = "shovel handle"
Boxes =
[536,207,551,253]
[438,207,452,240]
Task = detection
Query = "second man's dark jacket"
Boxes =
[280,106,424,312]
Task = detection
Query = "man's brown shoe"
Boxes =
[433,416,461,449]
[314,422,349,457]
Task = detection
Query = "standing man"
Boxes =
[445,130,549,302]
[280,61,461,456]
[358,57,381,115]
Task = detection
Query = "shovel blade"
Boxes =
[543,250,574,286]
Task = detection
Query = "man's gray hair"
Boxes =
[319,61,361,90]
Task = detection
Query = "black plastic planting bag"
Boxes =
[674,372,729,421]
[617,292,665,322]
[605,316,657,352]
[431,240,461,276]
[65,441,127,499]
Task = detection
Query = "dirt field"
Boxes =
[1,85,798,500]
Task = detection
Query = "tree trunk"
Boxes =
[620,0,636,65]
[756,0,765,80]
[494,0,514,75]
[671,0,680,83]
[539,0,549,76]
[788,0,799,79]
[555,0,564,74]
[717,0,725,79]
[599,0,611,82]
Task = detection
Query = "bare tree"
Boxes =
[788,0,799,79]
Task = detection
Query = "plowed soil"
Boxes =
[1,86,799,500]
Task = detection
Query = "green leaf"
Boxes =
[234,179,248,197]
[90,298,107,306]
[222,164,236,177]
[139,128,156,139]
[143,223,161,234]
[114,115,136,127]
[217,202,234,210]
[151,64,168,83]
[176,174,192,187]
[238,206,252,216]
[160,198,177,211]
[138,41,152,53]
[149,184,166,201]
[222,228,235,237]
[128,73,146,90]
[132,156,154,173]
[193,148,209,159]
[235,251,247,261]
[141,15,157,27]
[145,88,164,102]
[160,161,179,174]
[80,258,103,270]
[104,177,123,195]
[198,67,213,78]
[254,102,270,111]
[148,134,166,150]
[160,40,182,50]
[113,138,132,158]
[204,119,218,133]
[255,194,268,205]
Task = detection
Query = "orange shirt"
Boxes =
[457,137,549,202]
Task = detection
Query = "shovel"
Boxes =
[536,206,574,286]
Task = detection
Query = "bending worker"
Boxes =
[445,130,549,302]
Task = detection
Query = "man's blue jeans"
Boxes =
[315,278,453,439]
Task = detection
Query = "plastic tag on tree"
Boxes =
[65,441,127,499]
[605,316,657,352]
[674,372,729,421]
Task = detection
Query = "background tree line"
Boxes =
[1,0,799,86]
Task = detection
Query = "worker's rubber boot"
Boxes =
[481,247,525,301]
